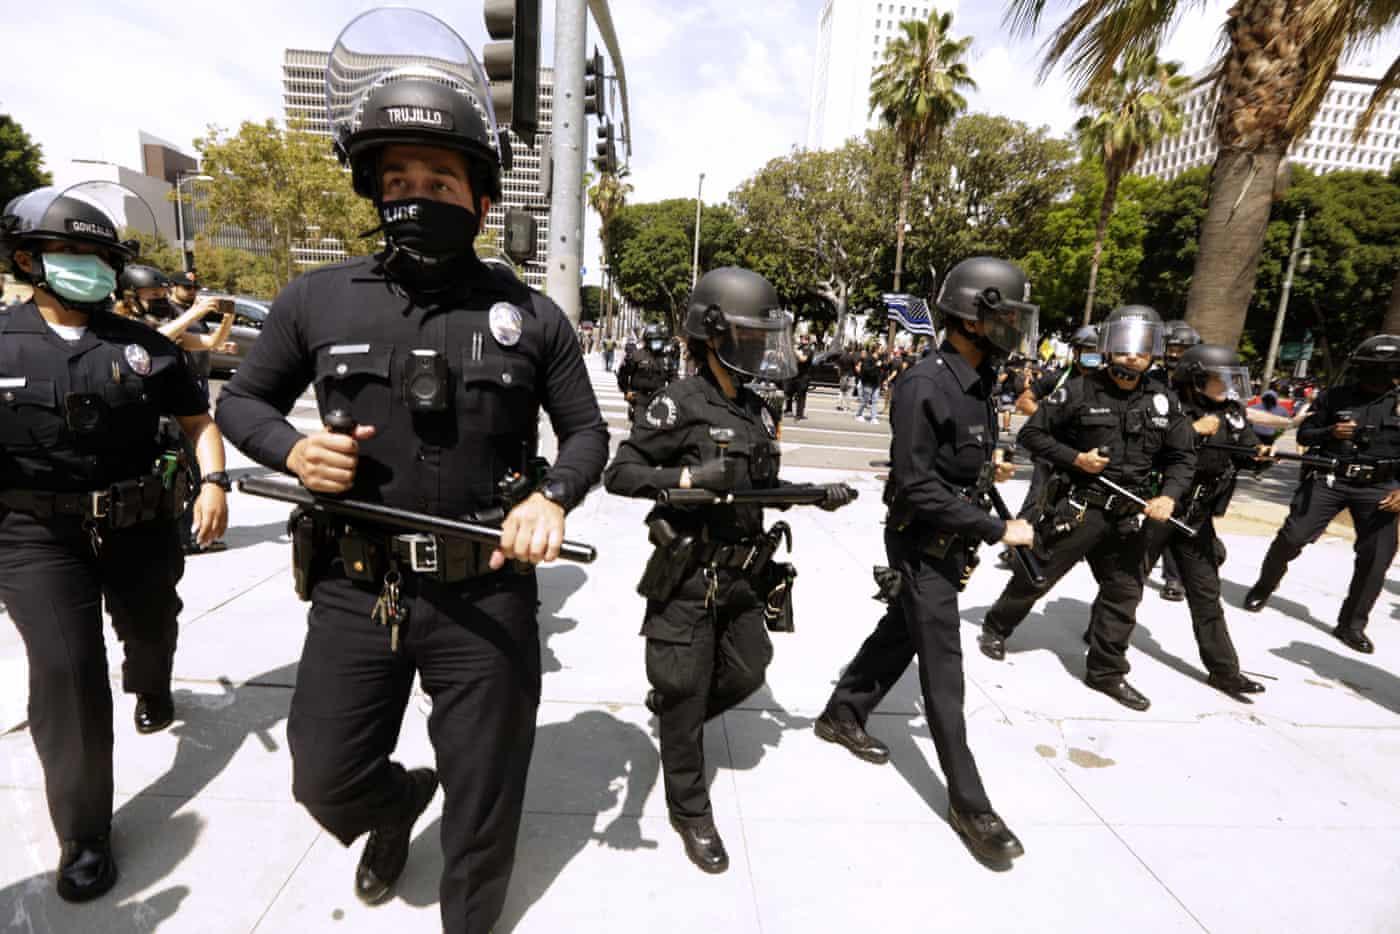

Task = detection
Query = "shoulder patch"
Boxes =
[644,394,679,430]
[1153,393,1170,416]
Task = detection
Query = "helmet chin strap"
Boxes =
[1107,360,1143,384]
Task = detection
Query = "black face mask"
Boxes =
[1107,361,1144,385]
[1356,364,1398,390]
[377,198,480,292]
[142,298,174,319]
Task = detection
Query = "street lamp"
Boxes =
[174,171,213,272]
[690,172,705,289]
[1261,209,1313,386]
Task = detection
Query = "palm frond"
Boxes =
[1355,52,1400,138]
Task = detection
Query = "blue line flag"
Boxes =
[883,294,935,336]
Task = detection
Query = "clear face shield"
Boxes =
[1200,366,1252,404]
[7,181,156,258]
[1099,318,1165,359]
[326,7,502,164]
[979,294,1039,358]
[715,310,799,382]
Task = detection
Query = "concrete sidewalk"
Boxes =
[3,362,1399,933]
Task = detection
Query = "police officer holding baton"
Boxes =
[215,11,607,931]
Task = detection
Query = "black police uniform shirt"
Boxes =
[1021,369,1196,502]
[617,345,673,397]
[0,301,208,491]
[1181,398,1261,511]
[886,342,1005,545]
[1295,384,1400,462]
[1031,366,1065,401]
[215,255,609,518]
[604,370,781,543]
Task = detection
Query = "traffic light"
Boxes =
[503,207,537,263]
[583,47,606,117]
[483,0,541,147]
[593,119,618,175]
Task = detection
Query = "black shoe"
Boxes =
[56,836,117,903]
[948,806,1024,863]
[1161,581,1185,602]
[645,689,663,716]
[354,768,438,905]
[996,549,1013,569]
[1243,583,1273,612]
[1332,626,1375,655]
[1085,677,1151,711]
[814,714,890,765]
[1207,671,1266,698]
[670,815,728,874]
[978,625,1006,661]
[134,693,175,734]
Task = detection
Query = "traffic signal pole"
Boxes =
[546,0,588,325]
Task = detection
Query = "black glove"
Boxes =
[819,483,856,512]
[689,458,739,491]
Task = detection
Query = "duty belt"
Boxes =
[694,538,772,572]
[335,525,504,584]
[0,476,176,527]
[1329,459,1399,485]
[1067,484,1144,516]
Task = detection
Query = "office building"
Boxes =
[1136,73,1400,180]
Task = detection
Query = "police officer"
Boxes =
[1010,325,1101,519]
[1145,345,1267,697]
[617,321,679,420]
[1244,335,1400,653]
[815,257,1036,864]
[0,182,229,901]
[604,267,853,873]
[979,305,1196,711]
[214,13,608,930]
[1162,319,1201,374]
[1145,320,1202,598]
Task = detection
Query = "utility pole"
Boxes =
[1262,210,1308,386]
[690,172,705,289]
[546,0,587,324]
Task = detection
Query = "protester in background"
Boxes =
[854,348,884,424]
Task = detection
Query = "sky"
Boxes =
[3,0,1396,283]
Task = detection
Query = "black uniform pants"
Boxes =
[984,506,1147,683]
[785,378,810,419]
[643,567,773,820]
[288,571,541,934]
[824,527,992,814]
[0,511,182,841]
[1255,477,1400,633]
[1143,517,1240,677]
[1015,460,1053,520]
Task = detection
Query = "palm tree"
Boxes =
[1005,0,1400,348]
[587,171,633,339]
[1075,52,1189,325]
[870,10,975,345]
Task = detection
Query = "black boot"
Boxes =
[1085,676,1150,711]
[1160,580,1185,602]
[354,768,438,905]
[645,689,663,716]
[948,807,1024,863]
[978,625,1007,661]
[1332,626,1375,654]
[1207,671,1266,698]
[134,693,175,734]
[670,814,728,874]
[56,836,118,903]
[814,713,890,764]
[1243,583,1274,612]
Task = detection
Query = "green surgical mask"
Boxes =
[42,253,117,305]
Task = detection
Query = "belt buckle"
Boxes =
[397,534,439,574]
[1343,463,1369,481]
[90,489,111,519]
[1067,491,1088,516]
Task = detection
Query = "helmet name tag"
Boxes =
[66,219,114,239]
[379,106,454,130]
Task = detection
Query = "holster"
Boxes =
[761,560,797,633]
[637,517,696,602]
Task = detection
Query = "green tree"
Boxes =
[1006,0,1400,348]
[588,172,633,338]
[192,238,281,300]
[121,231,183,278]
[1131,165,1211,318]
[870,10,975,342]
[194,120,379,291]
[1073,52,1188,324]
[0,114,50,211]
[580,284,602,323]
[606,200,740,333]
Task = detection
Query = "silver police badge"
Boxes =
[124,343,152,376]
[1153,393,1170,416]
[1227,410,1246,431]
[489,302,523,347]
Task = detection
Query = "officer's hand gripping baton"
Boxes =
[982,483,1047,586]
[1094,475,1198,538]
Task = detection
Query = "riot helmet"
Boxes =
[684,267,798,381]
[1099,305,1164,383]
[1,181,154,315]
[935,257,1039,358]
[1172,344,1252,408]
[118,264,173,318]
[1070,324,1102,370]
[642,322,670,354]
[1163,319,1201,370]
[326,8,505,291]
[1343,334,1400,390]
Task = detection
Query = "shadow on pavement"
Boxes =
[963,595,1091,684]
[393,709,662,933]
[1219,578,1334,636]
[0,663,296,933]
[536,565,585,675]
[1270,640,1400,717]
[216,519,290,551]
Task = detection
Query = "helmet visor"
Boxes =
[327,8,500,160]
[1200,365,1252,403]
[4,182,155,259]
[979,296,1039,357]
[715,315,798,381]
[1100,317,1165,358]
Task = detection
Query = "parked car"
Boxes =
[203,294,271,376]
[808,350,843,388]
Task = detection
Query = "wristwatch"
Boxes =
[538,478,571,511]
[202,471,232,492]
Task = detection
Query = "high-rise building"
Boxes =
[283,49,554,288]
[1136,73,1400,181]
[806,0,952,152]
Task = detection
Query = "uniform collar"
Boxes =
[937,340,991,391]
[697,367,753,415]
[6,300,111,359]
